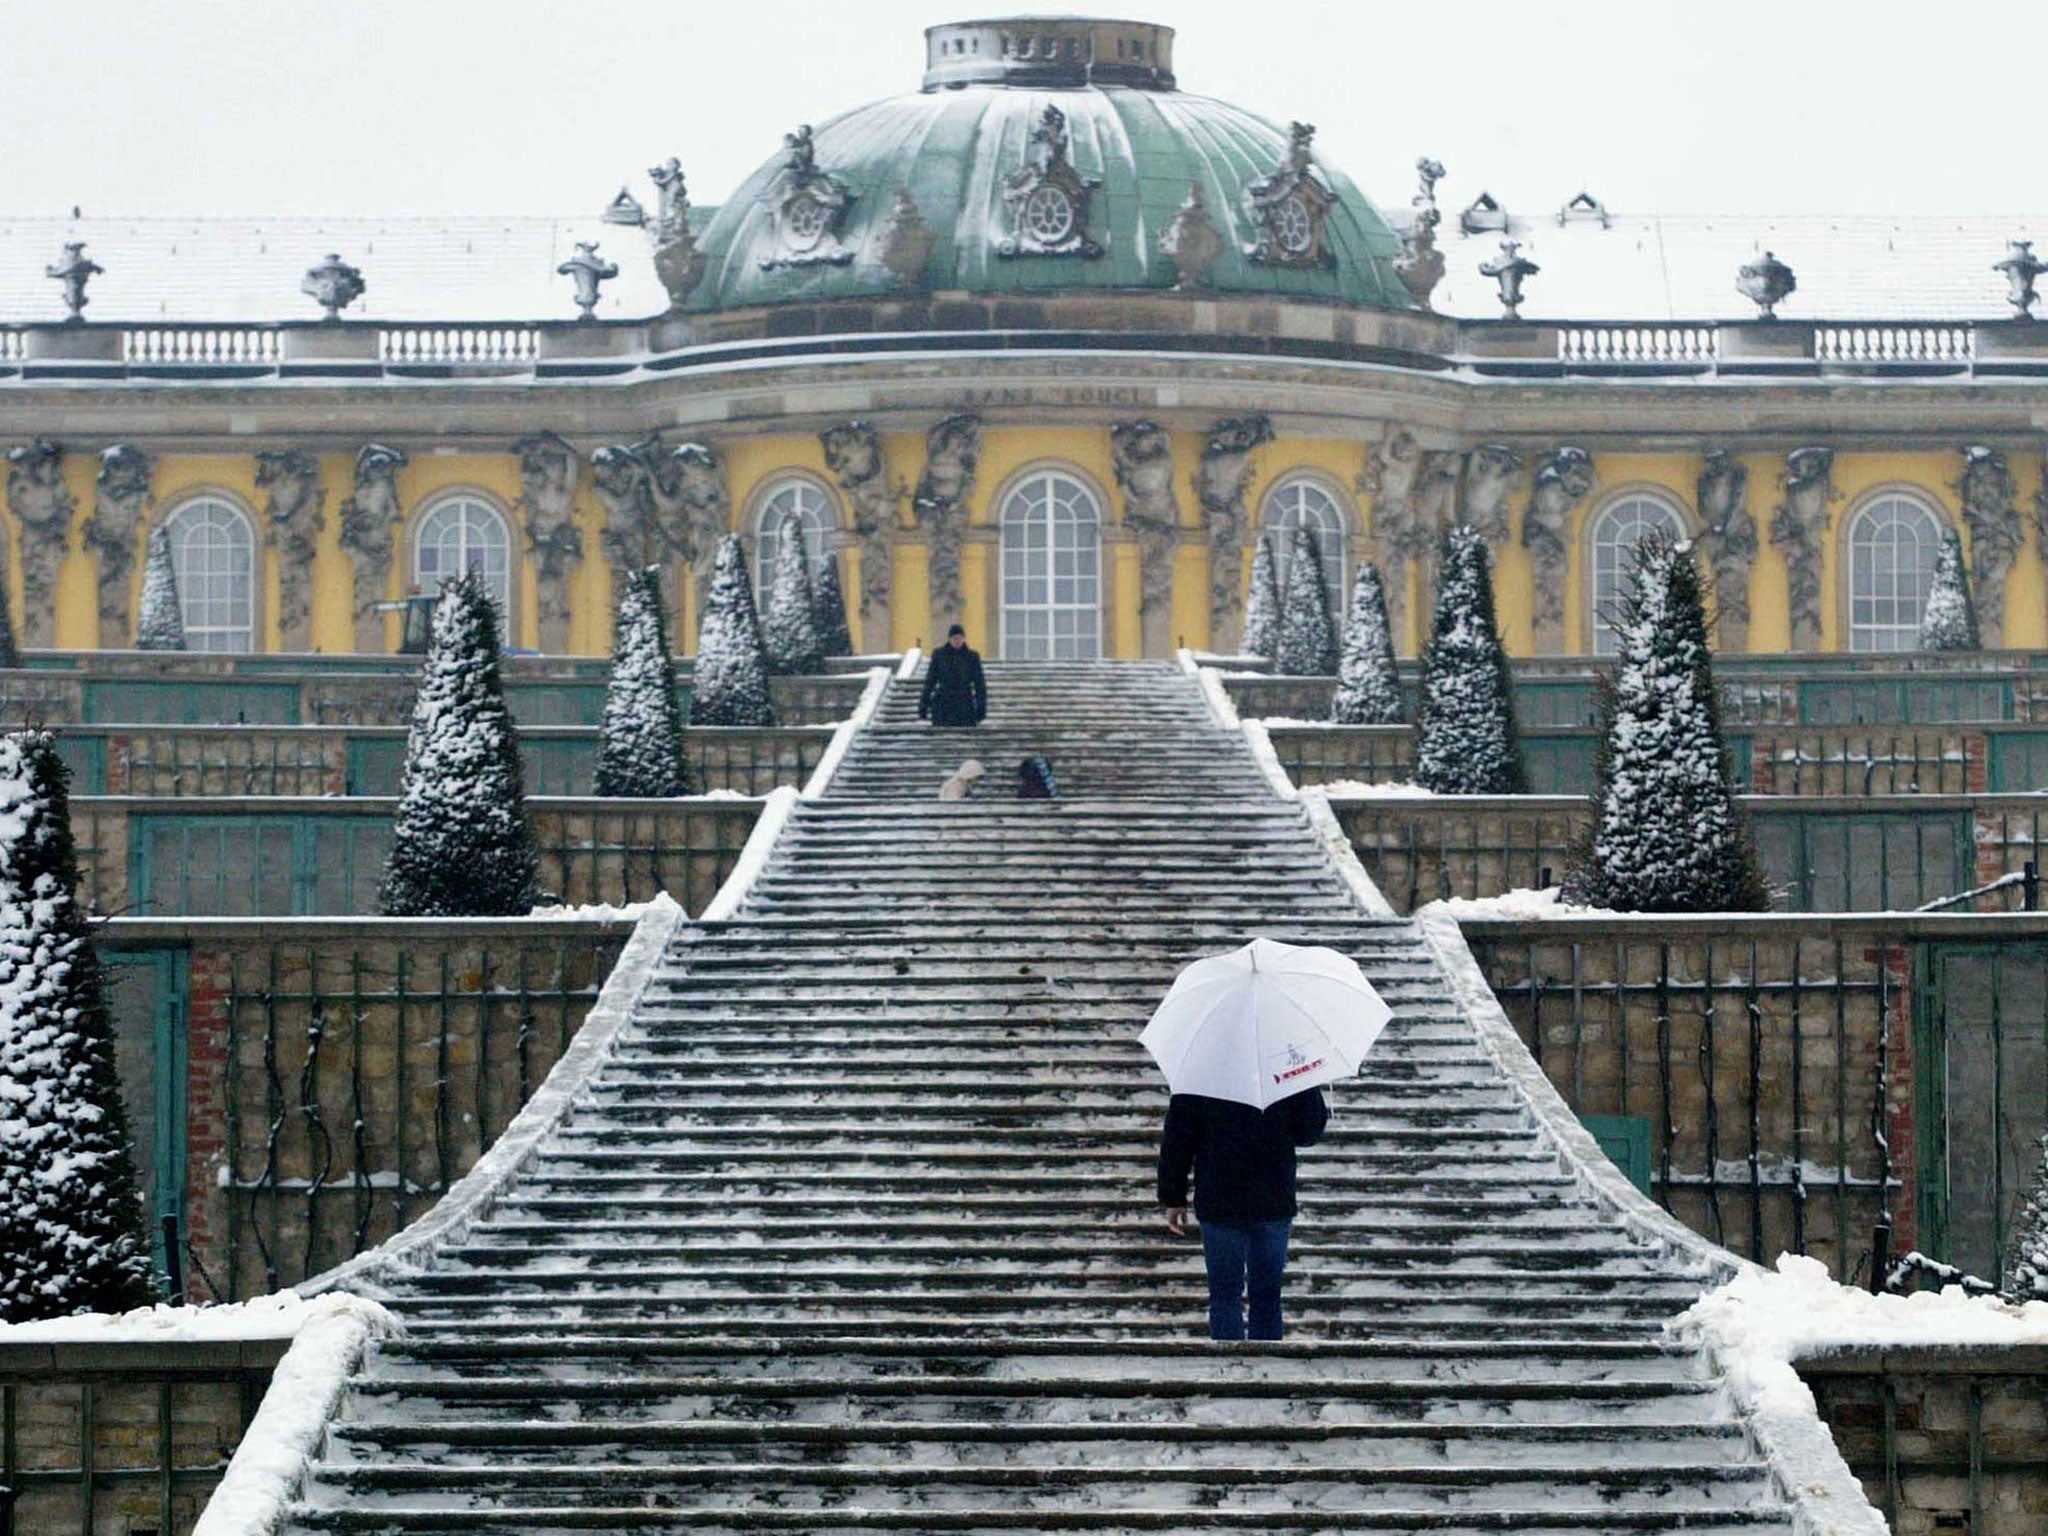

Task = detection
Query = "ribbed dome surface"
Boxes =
[686,84,1417,313]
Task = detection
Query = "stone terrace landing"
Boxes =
[289,660,1795,1534]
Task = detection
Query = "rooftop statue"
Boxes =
[301,253,365,320]
[758,125,855,270]
[1736,249,1797,319]
[556,242,618,321]
[45,241,102,322]
[999,105,1104,259]
[1241,122,1335,269]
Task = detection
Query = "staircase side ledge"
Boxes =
[800,666,893,799]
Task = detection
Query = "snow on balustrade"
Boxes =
[1814,322,1976,363]
[377,324,540,365]
[1556,323,1719,364]
[123,325,282,365]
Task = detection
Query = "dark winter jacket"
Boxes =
[1157,1089,1329,1225]
[920,644,986,728]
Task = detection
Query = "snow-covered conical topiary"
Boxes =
[0,729,154,1321]
[2006,1135,2048,1301]
[812,548,855,659]
[1330,562,1404,724]
[1242,534,1281,659]
[1918,528,1980,652]
[378,573,539,917]
[595,567,692,798]
[1564,538,1767,912]
[1274,524,1339,676]
[134,525,186,652]
[763,531,824,676]
[690,535,776,726]
[1414,525,1524,794]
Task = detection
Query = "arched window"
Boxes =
[1261,477,1347,621]
[1001,469,1102,659]
[414,494,512,620]
[1589,493,1689,655]
[1847,493,1944,652]
[752,476,834,608]
[161,497,256,652]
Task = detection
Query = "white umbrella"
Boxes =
[1139,937,1391,1109]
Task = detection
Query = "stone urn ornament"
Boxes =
[1478,239,1539,320]
[301,253,366,320]
[1736,249,1797,319]
[1994,239,2045,319]
[557,241,619,321]
[46,241,103,322]
[1158,182,1225,290]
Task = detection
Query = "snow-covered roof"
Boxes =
[0,215,670,324]
[1428,207,2045,323]
[0,207,2040,325]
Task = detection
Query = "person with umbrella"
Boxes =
[1144,938,1390,1342]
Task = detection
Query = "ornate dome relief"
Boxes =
[682,17,1414,314]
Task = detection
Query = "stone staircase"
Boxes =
[288,659,1798,1534]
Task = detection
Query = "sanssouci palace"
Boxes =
[3,15,2045,667]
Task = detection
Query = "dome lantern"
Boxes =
[922,18,1175,91]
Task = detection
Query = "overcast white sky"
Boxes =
[3,0,2031,221]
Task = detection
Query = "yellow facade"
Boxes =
[14,430,2037,661]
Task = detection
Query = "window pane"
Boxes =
[1001,471,1101,659]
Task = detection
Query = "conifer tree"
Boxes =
[690,535,776,726]
[1413,524,1525,794]
[1330,561,1404,724]
[2005,1134,2048,1301]
[134,526,186,652]
[378,573,539,917]
[1564,538,1768,912]
[1918,528,1979,652]
[812,548,855,658]
[0,730,154,1321]
[762,530,824,675]
[1275,524,1339,675]
[595,567,692,798]
[1242,533,1281,659]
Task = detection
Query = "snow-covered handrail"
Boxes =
[301,893,685,1294]
[699,787,797,923]
[188,1295,398,1536]
[895,645,923,681]
[801,665,889,800]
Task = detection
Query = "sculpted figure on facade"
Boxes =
[256,449,326,650]
[655,441,731,620]
[1458,444,1522,549]
[591,444,663,572]
[516,433,583,652]
[1196,416,1274,653]
[1772,448,1836,651]
[1957,446,2019,647]
[1521,446,1595,652]
[1158,183,1225,289]
[998,105,1104,260]
[821,421,905,651]
[873,189,936,289]
[1111,420,1181,654]
[1360,428,1428,650]
[759,125,855,270]
[338,444,408,651]
[1696,450,1757,650]
[646,158,708,310]
[1241,122,1335,269]
[5,440,75,646]
[914,414,981,629]
[84,446,154,647]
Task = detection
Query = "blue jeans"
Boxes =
[1200,1219,1293,1341]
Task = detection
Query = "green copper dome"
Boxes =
[683,18,1417,314]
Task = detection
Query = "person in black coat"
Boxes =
[1158,1087,1329,1341]
[919,625,986,728]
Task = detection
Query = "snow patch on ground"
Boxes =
[1320,779,1434,798]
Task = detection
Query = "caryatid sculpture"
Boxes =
[591,444,663,572]
[515,433,583,652]
[1521,446,1595,652]
[1195,416,1273,653]
[5,440,76,646]
[255,449,326,651]
[913,414,982,633]
[655,442,730,624]
[821,421,906,652]
[1957,446,2019,647]
[84,446,154,647]
[1111,420,1182,655]
[1359,428,1427,651]
[1771,448,1835,652]
[1696,450,1757,651]
[1458,444,1522,549]
[337,444,408,651]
